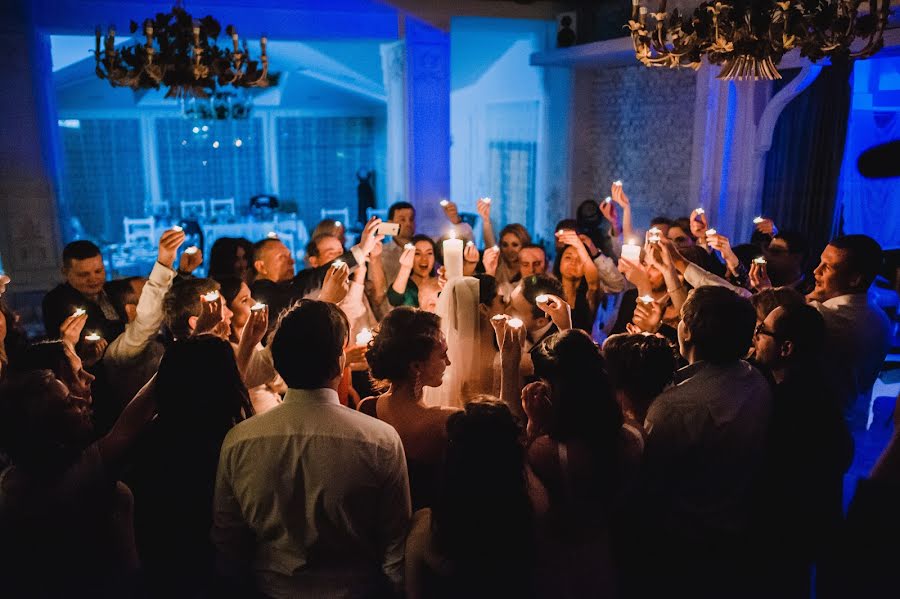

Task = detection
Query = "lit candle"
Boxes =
[753,257,767,265]
[250,302,266,312]
[266,231,279,239]
[649,227,662,235]
[695,208,705,215]
[482,197,492,203]
[613,180,623,187]
[621,242,641,262]
[638,295,655,304]
[202,290,220,302]
[535,294,549,304]
[171,225,183,232]
[439,199,449,208]
[706,228,717,238]
[507,317,524,329]
[84,332,102,342]
[184,246,199,255]
[492,245,499,251]
[72,308,86,317]
[334,220,342,228]
[331,259,345,268]
[465,241,475,248]
[443,231,464,280]
[604,196,612,204]
[649,234,661,243]
[355,328,374,345]
[404,243,415,251]
[753,216,765,224]
[491,314,508,322]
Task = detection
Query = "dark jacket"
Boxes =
[41,282,124,341]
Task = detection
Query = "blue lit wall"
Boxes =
[836,54,900,250]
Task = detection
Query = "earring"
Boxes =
[413,370,422,398]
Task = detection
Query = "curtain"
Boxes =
[761,61,852,261]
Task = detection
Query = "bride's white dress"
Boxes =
[422,276,481,409]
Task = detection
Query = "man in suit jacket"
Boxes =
[250,218,383,328]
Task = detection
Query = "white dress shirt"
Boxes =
[810,292,891,417]
[213,387,411,598]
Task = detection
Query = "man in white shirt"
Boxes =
[806,234,891,429]
[212,300,411,598]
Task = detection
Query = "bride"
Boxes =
[423,276,485,409]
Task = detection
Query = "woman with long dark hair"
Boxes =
[405,399,538,599]
[526,329,638,597]
[208,237,253,282]
[552,231,602,333]
[129,336,252,596]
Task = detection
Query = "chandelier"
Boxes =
[627,0,891,81]
[94,4,272,98]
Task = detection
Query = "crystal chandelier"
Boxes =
[627,0,891,81]
[182,91,252,120]
[94,4,272,98]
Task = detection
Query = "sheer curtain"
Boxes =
[761,62,852,260]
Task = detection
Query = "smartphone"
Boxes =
[375,222,400,236]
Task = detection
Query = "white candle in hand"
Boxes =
[84,332,102,342]
[535,294,549,305]
[72,308,86,317]
[439,199,449,207]
[355,328,374,345]
[753,257,767,265]
[202,290,220,302]
[266,231,278,239]
[613,180,623,187]
[705,228,717,238]
[171,225,183,232]
[621,242,641,262]
[404,243,415,251]
[185,246,199,255]
[331,259,345,268]
[443,232,464,281]
[753,216,765,224]
[507,318,524,329]
[251,302,266,312]
[638,295,655,305]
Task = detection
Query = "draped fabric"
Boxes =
[836,100,900,250]
[761,62,852,261]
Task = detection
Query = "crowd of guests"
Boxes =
[0,184,896,598]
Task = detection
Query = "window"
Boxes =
[277,117,375,227]
[58,118,146,243]
[488,141,537,231]
[156,118,265,211]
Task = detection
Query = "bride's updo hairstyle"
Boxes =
[367,306,442,387]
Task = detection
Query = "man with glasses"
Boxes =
[751,302,852,596]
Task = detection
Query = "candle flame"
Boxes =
[507,318,524,329]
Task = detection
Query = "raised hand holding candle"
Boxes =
[171,225,183,232]
[72,308,86,317]
[85,332,102,342]
[355,328,374,345]
[753,216,765,224]
[202,290,220,302]
[184,246,199,255]
[753,257,767,265]
[638,295,655,305]
[621,242,641,262]
[443,232,464,281]
[266,231,278,239]
[250,302,266,312]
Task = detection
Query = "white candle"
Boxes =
[638,295,655,304]
[507,317,524,329]
[604,196,612,204]
[443,232,464,281]
[331,259,345,268]
[355,327,374,345]
[621,243,641,262]
[706,228,717,238]
[184,246,199,255]
[84,332,102,342]
[404,243,415,250]
[439,199,449,207]
[491,314,508,323]
[334,221,342,228]
[613,180,623,187]
[465,241,475,248]
[535,294,549,304]
[171,225,183,232]
[266,231,278,239]
[695,208,705,215]
[482,197,492,203]
[649,234,661,243]
[250,302,266,312]
[753,257,767,265]
[202,290,220,302]
[753,216,765,224]
[72,308,86,317]
[649,227,662,235]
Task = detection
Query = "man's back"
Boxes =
[643,360,773,538]
[213,387,410,598]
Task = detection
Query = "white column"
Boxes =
[380,41,407,207]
